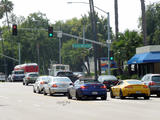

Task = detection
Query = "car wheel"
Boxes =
[101,95,107,100]
[23,82,25,85]
[110,89,115,98]
[144,96,150,100]
[120,90,125,99]
[43,89,47,95]
[157,93,160,97]
[76,91,81,100]
[67,92,72,99]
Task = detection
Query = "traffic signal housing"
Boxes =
[110,51,114,61]
[48,26,53,37]
[12,24,17,36]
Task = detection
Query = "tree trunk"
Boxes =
[114,0,119,41]
[140,0,147,45]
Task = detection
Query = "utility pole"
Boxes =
[0,31,7,81]
[89,0,98,80]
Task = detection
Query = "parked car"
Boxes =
[11,70,25,82]
[43,77,72,96]
[67,78,107,100]
[98,75,119,90]
[33,76,52,94]
[141,74,160,97]
[23,72,39,85]
[110,79,150,99]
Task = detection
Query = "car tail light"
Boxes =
[52,84,57,87]
[100,85,107,89]
[27,77,30,79]
[125,85,133,88]
[40,81,44,84]
[80,86,88,89]
[149,81,156,86]
[143,85,148,88]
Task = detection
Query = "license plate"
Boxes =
[136,91,141,93]
[92,92,98,95]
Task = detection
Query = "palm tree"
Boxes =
[140,0,147,45]
[0,0,14,28]
[114,0,119,41]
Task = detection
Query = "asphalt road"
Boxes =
[0,82,160,120]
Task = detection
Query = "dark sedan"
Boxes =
[67,78,107,100]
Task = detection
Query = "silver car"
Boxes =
[23,72,39,85]
[33,76,52,94]
[141,74,160,97]
[43,76,72,96]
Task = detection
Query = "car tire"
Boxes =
[110,89,115,98]
[23,82,25,85]
[67,92,72,99]
[101,95,107,100]
[157,93,160,97]
[120,90,125,99]
[43,89,47,95]
[76,91,81,100]
[144,96,150,100]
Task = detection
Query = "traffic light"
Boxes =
[12,24,17,36]
[110,51,114,61]
[48,26,53,37]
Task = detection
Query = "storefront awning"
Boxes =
[128,52,160,64]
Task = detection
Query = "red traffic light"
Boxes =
[12,24,17,36]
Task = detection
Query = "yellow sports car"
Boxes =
[110,79,150,99]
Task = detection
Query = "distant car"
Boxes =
[23,72,39,85]
[11,70,25,82]
[43,77,73,96]
[67,78,107,100]
[73,72,85,78]
[56,71,78,82]
[33,76,52,94]
[98,75,119,90]
[141,74,160,97]
[110,79,150,99]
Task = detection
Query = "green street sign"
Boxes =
[72,44,92,48]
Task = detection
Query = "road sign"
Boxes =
[72,44,92,48]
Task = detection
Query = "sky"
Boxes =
[4,0,160,33]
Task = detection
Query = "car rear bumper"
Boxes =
[50,88,68,94]
[78,89,107,97]
[150,87,160,94]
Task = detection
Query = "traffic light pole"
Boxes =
[107,13,111,75]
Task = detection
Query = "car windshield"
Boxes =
[14,71,24,74]
[53,78,71,83]
[29,74,38,77]
[80,79,100,83]
[152,76,160,82]
[126,80,142,85]
[57,72,73,76]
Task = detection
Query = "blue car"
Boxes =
[67,78,107,100]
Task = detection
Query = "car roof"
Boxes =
[145,74,160,76]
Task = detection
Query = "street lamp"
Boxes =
[67,1,111,75]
